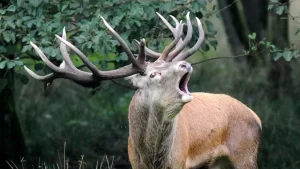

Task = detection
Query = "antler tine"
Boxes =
[29,42,63,73]
[134,12,185,59]
[133,39,160,59]
[24,66,54,81]
[167,12,193,61]
[157,12,183,43]
[157,21,183,61]
[25,30,98,86]
[173,17,205,61]
[99,16,144,70]
[137,38,146,63]
[60,27,76,70]
[55,35,104,76]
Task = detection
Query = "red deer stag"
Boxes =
[25,12,262,169]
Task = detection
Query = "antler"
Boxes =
[24,12,204,89]
[24,17,147,88]
[135,12,204,62]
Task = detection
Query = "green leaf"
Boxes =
[2,31,11,42]
[213,5,217,11]
[268,4,274,10]
[14,60,23,66]
[7,5,16,12]
[205,20,215,33]
[0,9,6,14]
[134,20,141,27]
[0,60,7,69]
[163,2,175,12]
[209,40,218,50]
[270,45,276,49]
[106,53,117,61]
[270,0,279,2]
[6,19,16,29]
[7,61,16,69]
[191,1,201,12]
[2,31,16,43]
[21,45,32,53]
[201,42,210,52]
[145,7,156,19]
[197,0,207,9]
[243,50,250,55]
[251,46,257,51]
[292,49,298,58]
[296,28,300,35]
[17,0,24,7]
[272,52,282,61]
[89,53,104,63]
[107,62,115,70]
[282,50,293,61]
[259,41,266,45]
[29,0,42,7]
[248,33,256,40]
[0,46,7,53]
[61,4,68,12]
[276,6,284,15]
[119,52,128,61]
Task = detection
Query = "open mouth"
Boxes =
[178,72,191,95]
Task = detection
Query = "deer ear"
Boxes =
[125,74,145,88]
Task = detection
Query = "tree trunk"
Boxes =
[0,67,27,168]
[217,0,291,98]
[267,0,291,99]
[217,0,268,66]
[0,2,27,167]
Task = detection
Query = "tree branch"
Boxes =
[205,0,238,17]
[192,49,267,65]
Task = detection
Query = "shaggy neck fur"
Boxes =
[129,89,181,169]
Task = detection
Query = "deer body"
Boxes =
[128,91,261,169]
[25,12,262,169]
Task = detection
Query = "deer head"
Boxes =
[24,12,204,112]
[127,59,193,115]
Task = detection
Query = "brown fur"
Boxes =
[128,92,262,169]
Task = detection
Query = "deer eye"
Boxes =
[149,72,156,78]
[149,72,161,78]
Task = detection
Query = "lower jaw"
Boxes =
[181,94,193,103]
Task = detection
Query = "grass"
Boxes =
[5,142,116,169]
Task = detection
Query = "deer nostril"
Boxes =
[179,63,192,72]
[180,64,187,69]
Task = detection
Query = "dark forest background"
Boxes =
[1,0,300,169]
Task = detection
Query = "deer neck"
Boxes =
[128,89,181,168]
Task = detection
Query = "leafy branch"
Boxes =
[268,0,300,28]
[192,32,299,66]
